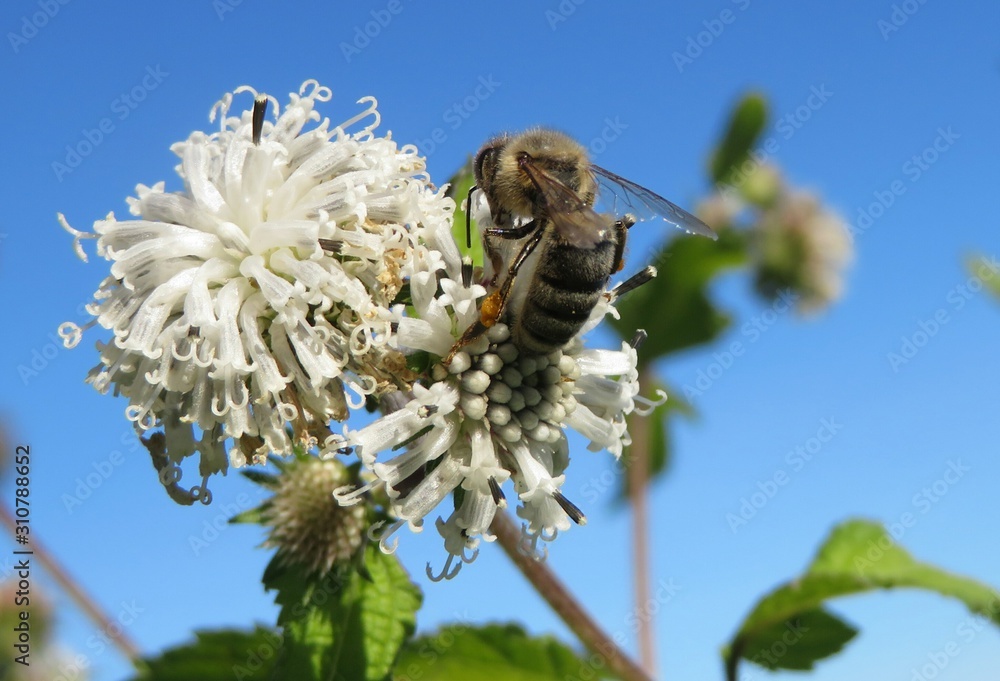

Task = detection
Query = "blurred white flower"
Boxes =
[751,190,853,312]
[59,80,453,500]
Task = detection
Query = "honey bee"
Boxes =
[450,128,716,358]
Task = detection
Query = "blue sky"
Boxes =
[1,1,999,679]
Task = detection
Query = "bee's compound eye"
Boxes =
[475,146,498,185]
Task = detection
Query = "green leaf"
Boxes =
[128,627,280,681]
[709,93,769,185]
[646,380,695,481]
[229,501,271,526]
[724,519,1000,680]
[610,226,747,365]
[267,543,422,681]
[445,162,483,268]
[732,608,856,672]
[393,623,612,681]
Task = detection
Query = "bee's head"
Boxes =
[484,129,592,218]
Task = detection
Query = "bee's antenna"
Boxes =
[251,94,267,146]
[465,184,478,250]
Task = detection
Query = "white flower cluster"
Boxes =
[752,190,853,312]
[60,81,653,574]
[697,165,853,313]
[60,81,454,500]
[335,197,656,579]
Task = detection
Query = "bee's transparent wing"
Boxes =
[520,159,610,248]
[590,164,717,240]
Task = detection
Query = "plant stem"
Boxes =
[491,511,653,681]
[0,504,143,664]
[627,366,656,675]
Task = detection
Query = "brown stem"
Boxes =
[491,511,653,681]
[0,504,143,664]
[627,366,656,675]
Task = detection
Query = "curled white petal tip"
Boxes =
[634,388,669,416]
[426,553,463,582]
[57,212,95,263]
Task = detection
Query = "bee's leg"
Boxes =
[611,213,636,273]
[481,233,505,287]
[607,214,657,301]
[483,218,539,286]
[484,219,540,242]
[445,225,546,364]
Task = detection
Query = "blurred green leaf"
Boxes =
[266,544,421,681]
[709,93,769,185]
[228,502,270,526]
[966,253,1000,301]
[393,623,613,681]
[237,468,279,488]
[616,379,696,500]
[610,227,747,366]
[724,519,1000,680]
[128,627,280,681]
[731,608,856,672]
[445,161,483,268]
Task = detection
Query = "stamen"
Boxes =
[251,95,267,145]
[461,256,474,288]
[629,329,648,350]
[488,476,507,508]
[318,238,342,254]
[613,266,657,299]
[391,424,433,451]
[553,491,587,526]
[418,404,439,418]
